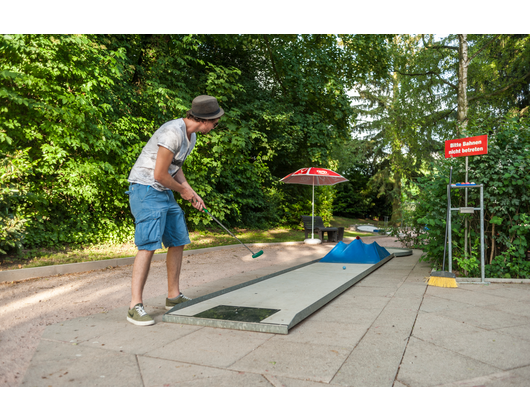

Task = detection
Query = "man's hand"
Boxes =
[191,193,205,211]
[179,188,204,211]
[179,186,195,202]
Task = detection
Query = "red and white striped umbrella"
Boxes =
[281,168,348,243]
[280,167,348,186]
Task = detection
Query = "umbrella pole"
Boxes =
[312,178,315,239]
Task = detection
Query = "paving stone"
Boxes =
[437,305,530,330]
[496,324,530,343]
[412,311,485,343]
[439,365,530,387]
[419,295,476,314]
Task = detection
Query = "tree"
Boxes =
[414,34,530,258]
[413,34,530,132]
[348,34,530,224]
[183,34,390,227]
[349,35,443,222]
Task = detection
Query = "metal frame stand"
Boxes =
[448,184,489,285]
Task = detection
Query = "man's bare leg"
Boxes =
[166,245,184,298]
[130,249,155,309]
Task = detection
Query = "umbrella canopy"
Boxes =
[280,167,348,186]
[281,167,348,244]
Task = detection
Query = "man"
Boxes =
[125,95,224,326]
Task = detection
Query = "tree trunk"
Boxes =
[457,35,470,269]
[391,176,402,224]
[457,34,469,134]
[390,70,403,224]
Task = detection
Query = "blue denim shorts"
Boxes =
[127,183,190,251]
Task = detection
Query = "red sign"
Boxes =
[445,135,488,158]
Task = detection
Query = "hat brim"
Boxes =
[190,108,224,120]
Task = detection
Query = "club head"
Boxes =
[252,250,264,258]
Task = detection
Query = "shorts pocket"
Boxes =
[134,213,162,248]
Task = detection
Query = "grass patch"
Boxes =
[0,216,380,271]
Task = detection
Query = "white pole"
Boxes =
[311,177,315,239]
[303,168,321,245]
[464,156,469,272]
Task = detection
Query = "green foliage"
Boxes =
[469,113,530,278]
[0,150,29,253]
[467,34,530,125]
[0,34,198,250]
[1,34,390,253]
[488,213,530,278]
[333,165,392,219]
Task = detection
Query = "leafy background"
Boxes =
[0,34,388,249]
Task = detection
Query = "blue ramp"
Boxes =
[320,239,390,264]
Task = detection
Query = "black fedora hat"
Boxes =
[190,95,224,119]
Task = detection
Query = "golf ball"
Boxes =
[343,266,346,270]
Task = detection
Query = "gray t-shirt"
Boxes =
[128,119,196,191]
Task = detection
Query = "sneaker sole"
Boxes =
[126,316,155,326]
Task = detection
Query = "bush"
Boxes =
[0,34,378,252]
[0,150,29,254]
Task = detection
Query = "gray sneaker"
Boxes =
[165,293,192,310]
[127,303,155,326]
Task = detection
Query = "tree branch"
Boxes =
[394,69,457,90]
[422,35,459,51]
[469,70,530,102]
[467,35,500,63]
[261,35,287,95]
[423,106,457,126]
[358,89,388,108]
[426,45,459,51]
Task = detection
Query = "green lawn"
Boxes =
[0,216,382,271]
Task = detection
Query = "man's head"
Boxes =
[186,95,224,134]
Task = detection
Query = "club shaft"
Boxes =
[207,211,255,255]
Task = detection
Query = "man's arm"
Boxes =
[174,168,205,211]
[153,146,204,210]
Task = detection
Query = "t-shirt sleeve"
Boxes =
[156,124,183,155]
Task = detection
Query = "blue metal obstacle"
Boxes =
[320,238,391,264]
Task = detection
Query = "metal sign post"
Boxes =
[447,183,488,285]
[444,134,488,283]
